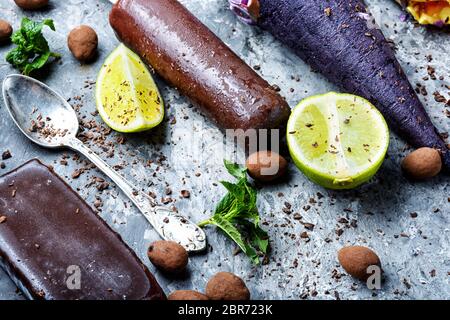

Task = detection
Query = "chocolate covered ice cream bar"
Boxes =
[109,0,290,133]
[0,159,165,300]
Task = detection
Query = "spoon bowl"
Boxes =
[2,74,79,148]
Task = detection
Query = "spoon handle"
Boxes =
[67,137,206,252]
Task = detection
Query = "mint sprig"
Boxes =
[199,160,269,265]
[6,18,60,76]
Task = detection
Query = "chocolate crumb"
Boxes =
[96,182,110,191]
[94,199,102,208]
[300,231,309,239]
[1,150,12,160]
[302,222,315,231]
[293,213,302,220]
[181,190,190,198]
[271,84,281,92]
[161,197,172,204]
[71,169,83,179]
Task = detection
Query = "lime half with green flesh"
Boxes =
[96,44,164,133]
[287,92,389,190]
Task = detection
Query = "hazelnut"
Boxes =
[0,20,12,43]
[401,147,442,180]
[338,246,381,281]
[168,290,209,301]
[206,272,250,300]
[14,0,48,10]
[147,240,188,273]
[246,150,288,182]
[67,25,98,62]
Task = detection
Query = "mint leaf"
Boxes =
[242,220,269,254]
[6,18,59,76]
[22,51,51,76]
[224,159,247,180]
[209,215,260,265]
[210,215,247,252]
[214,192,235,215]
[199,160,269,264]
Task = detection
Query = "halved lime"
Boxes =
[96,44,164,133]
[287,92,389,189]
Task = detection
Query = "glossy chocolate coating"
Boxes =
[109,0,290,132]
[0,159,165,300]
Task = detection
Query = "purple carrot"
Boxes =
[231,0,450,170]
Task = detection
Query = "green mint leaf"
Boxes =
[200,160,269,265]
[248,223,270,254]
[210,215,260,265]
[42,19,56,31]
[23,51,51,76]
[210,215,247,253]
[220,180,245,202]
[214,192,235,216]
[6,47,27,67]
[21,18,54,36]
[6,18,58,75]
[244,243,261,265]
[224,159,247,180]
[10,30,27,47]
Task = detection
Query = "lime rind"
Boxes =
[96,44,164,133]
[287,92,389,190]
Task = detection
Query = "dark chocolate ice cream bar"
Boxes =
[110,0,290,133]
[0,159,165,300]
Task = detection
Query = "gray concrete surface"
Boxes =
[0,0,449,300]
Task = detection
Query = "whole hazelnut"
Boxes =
[147,240,188,274]
[14,0,49,10]
[338,246,381,281]
[168,290,209,301]
[246,150,288,182]
[401,147,442,180]
[206,272,250,300]
[67,25,98,62]
[0,20,13,43]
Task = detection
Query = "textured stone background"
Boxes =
[0,0,449,300]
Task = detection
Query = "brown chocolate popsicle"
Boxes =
[0,159,165,300]
[110,0,290,133]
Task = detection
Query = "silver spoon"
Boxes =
[2,74,206,253]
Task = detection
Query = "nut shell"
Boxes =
[246,150,288,182]
[14,0,48,10]
[147,240,188,273]
[338,246,381,281]
[168,290,209,301]
[67,25,98,62]
[401,147,442,180]
[206,272,250,300]
[0,20,12,43]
